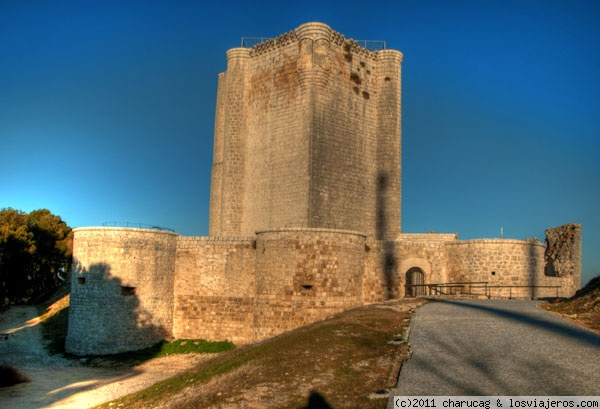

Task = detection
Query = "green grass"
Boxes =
[79,338,236,368]
[155,339,235,356]
[35,282,236,362]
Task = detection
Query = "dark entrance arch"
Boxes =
[405,267,425,297]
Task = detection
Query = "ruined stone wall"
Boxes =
[209,22,402,239]
[544,224,582,279]
[172,236,255,345]
[253,228,365,341]
[66,227,178,355]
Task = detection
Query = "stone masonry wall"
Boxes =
[242,31,311,235]
[66,227,177,355]
[446,239,564,298]
[67,227,581,354]
[209,22,402,239]
[172,236,256,345]
[363,240,401,303]
[308,25,379,236]
[253,228,365,341]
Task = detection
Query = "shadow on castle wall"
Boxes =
[67,260,169,356]
[377,170,400,300]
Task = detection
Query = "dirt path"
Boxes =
[0,306,208,409]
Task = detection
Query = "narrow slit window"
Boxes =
[121,286,136,296]
[77,277,86,284]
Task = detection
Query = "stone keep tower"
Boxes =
[209,22,403,240]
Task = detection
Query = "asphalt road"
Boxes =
[387,299,600,404]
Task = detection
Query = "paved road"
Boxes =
[387,300,600,405]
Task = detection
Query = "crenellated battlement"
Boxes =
[247,22,382,60]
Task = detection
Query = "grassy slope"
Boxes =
[92,302,418,409]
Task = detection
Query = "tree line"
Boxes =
[0,208,72,309]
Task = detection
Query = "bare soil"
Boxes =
[0,305,210,409]
[541,275,600,334]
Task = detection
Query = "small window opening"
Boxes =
[491,271,496,276]
[121,286,136,296]
[300,284,314,295]
[77,277,86,284]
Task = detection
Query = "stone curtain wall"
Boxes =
[66,228,178,355]
[67,227,581,353]
[253,228,365,341]
[445,239,565,298]
[172,236,256,345]
[209,22,403,239]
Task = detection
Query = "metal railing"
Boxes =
[406,282,562,300]
[240,37,386,50]
[101,222,175,232]
[407,281,489,297]
[486,285,561,300]
[241,37,272,48]
[355,40,386,50]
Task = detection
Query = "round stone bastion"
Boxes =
[66,227,178,356]
[253,227,366,341]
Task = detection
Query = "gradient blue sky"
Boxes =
[1,0,598,285]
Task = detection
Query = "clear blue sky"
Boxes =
[1,0,598,285]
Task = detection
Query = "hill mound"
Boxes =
[93,300,422,409]
[543,275,600,333]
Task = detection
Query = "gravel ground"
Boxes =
[0,305,209,409]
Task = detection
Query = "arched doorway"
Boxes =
[405,267,425,297]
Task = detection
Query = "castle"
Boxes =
[66,23,581,356]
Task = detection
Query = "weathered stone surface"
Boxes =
[209,22,402,240]
[66,227,177,355]
[66,23,582,356]
[544,224,582,278]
